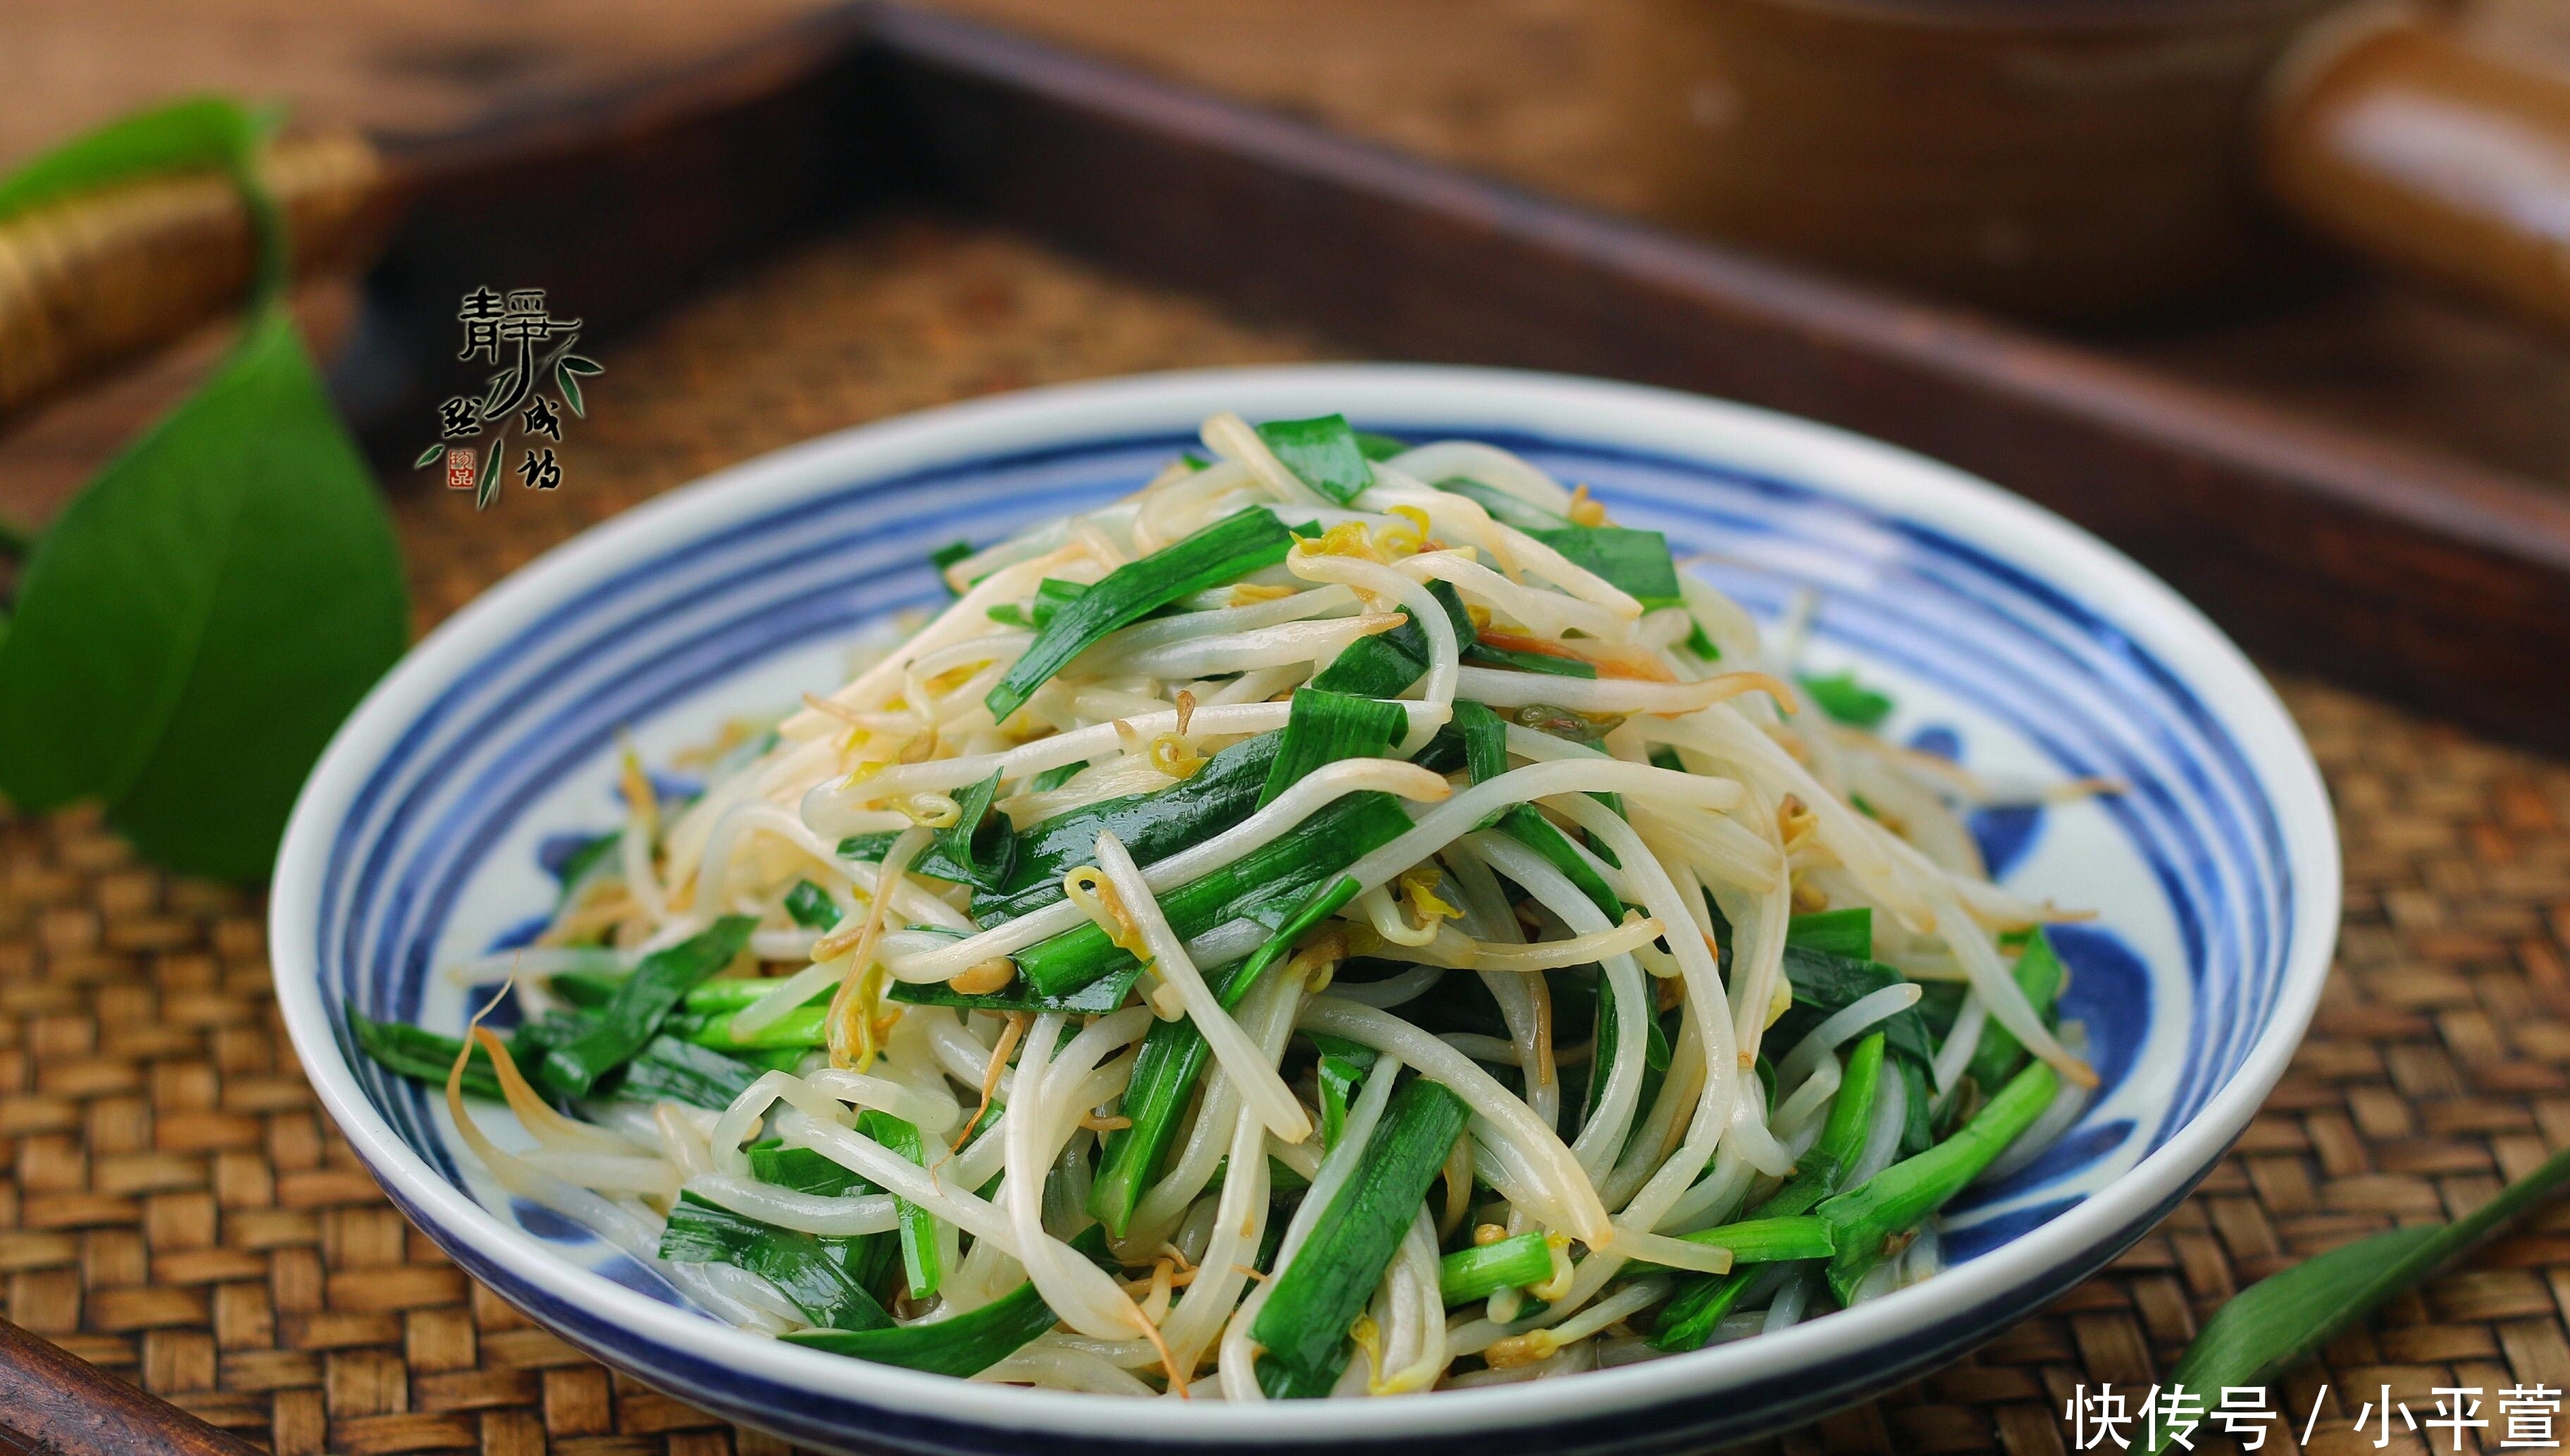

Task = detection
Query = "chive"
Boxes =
[835,832,986,889]
[1432,478,1571,533]
[986,603,1031,628]
[550,831,621,909]
[1529,526,1683,609]
[1255,414,1374,504]
[1258,688,1409,808]
[750,1143,878,1197]
[611,1035,769,1109]
[1964,928,2067,1094]
[1088,875,1358,1236]
[660,1191,894,1331]
[1310,1032,1379,1148]
[1310,578,1475,698]
[536,917,755,1099]
[1460,642,1598,679]
[1352,430,1408,462]
[985,507,1293,722]
[555,975,818,1017]
[929,539,974,578]
[1770,945,1938,1074]
[347,1010,509,1101]
[1014,792,1412,997]
[783,879,841,931]
[1786,907,1872,960]
[935,769,1015,892]
[676,1004,826,1050]
[1026,760,1083,794]
[1799,670,1894,730]
[1439,1232,1551,1305]
[1252,1078,1467,1397]
[1818,1059,2059,1301]
[1676,1215,1836,1264]
[1496,807,1620,922]
[857,1109,941,1300]
[784,1227,1115,1374]
[886,962,1145,1017]
[1653,1034,1885,1352]
[973,733,1281,923]
[1030,577,1088,630]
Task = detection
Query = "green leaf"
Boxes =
[2147,1139,2570,1454]
[1352,430,1408,462]
[412,443,447,469]
[1799,670,1895,730]
[0,95,278,229]
[559,355,604,376]
[1258,688,1408,809]
[554,366,585,418]
[0,307,407,878]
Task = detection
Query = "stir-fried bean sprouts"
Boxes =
[378,413,2104,1399]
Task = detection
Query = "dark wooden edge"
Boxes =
[332,0,2570,752]
[0,1316,266,1456]
[859,4,2570,752]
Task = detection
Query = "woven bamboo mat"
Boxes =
[6,215,2570,1456]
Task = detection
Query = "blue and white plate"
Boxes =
[273,366,2338,1455]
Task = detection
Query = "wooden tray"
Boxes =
[323,1,2570,757]
[8,7,2570,1453]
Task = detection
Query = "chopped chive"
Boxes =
[1798,670,1894,730]
[936,769,1015,892]
[1432,478,1570,533]
[1675,1215,1836,1264]
[1439,1232,1551,1305]
[750,1143,878,1197]
[1351,430,1408,462]
[1770,944,1938,1074]
[1653,1033,1886,1351]
[1026,761,1084,795]
[857,1109,941,1301]
[1088,874,1358,1236]
[1255,414,1374,504]
[348,1010,508,1101]
[1785,907,1872,961]
[984,507,1293,723]
[612,1035,770,1110]
[1460,642,1598,679]
[1529,526,1683,609]
[1029,577,1089,630]
[1963,928,2067,1095]
[783,878,841,931]
[886,962,1144,1016]
[1819,1058,2059,1302]
[973,733,1280,923]
[1258,688,1408,808]
[1252,1078,1466,1396]
[536,917,757,1099]
[676,1003,826,1050]
[659,1192,893,1332]
[1013,792,1413,997]
[783,1227,1115,1375]
[1310,1032,1378,1149]
[1310,578,1475,698]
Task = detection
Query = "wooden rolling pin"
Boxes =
[2264,8,2570,339]
[0,130,390,418]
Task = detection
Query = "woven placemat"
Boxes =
[6,215,2567,1456]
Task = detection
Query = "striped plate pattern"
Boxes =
[273,367,2337,1456]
